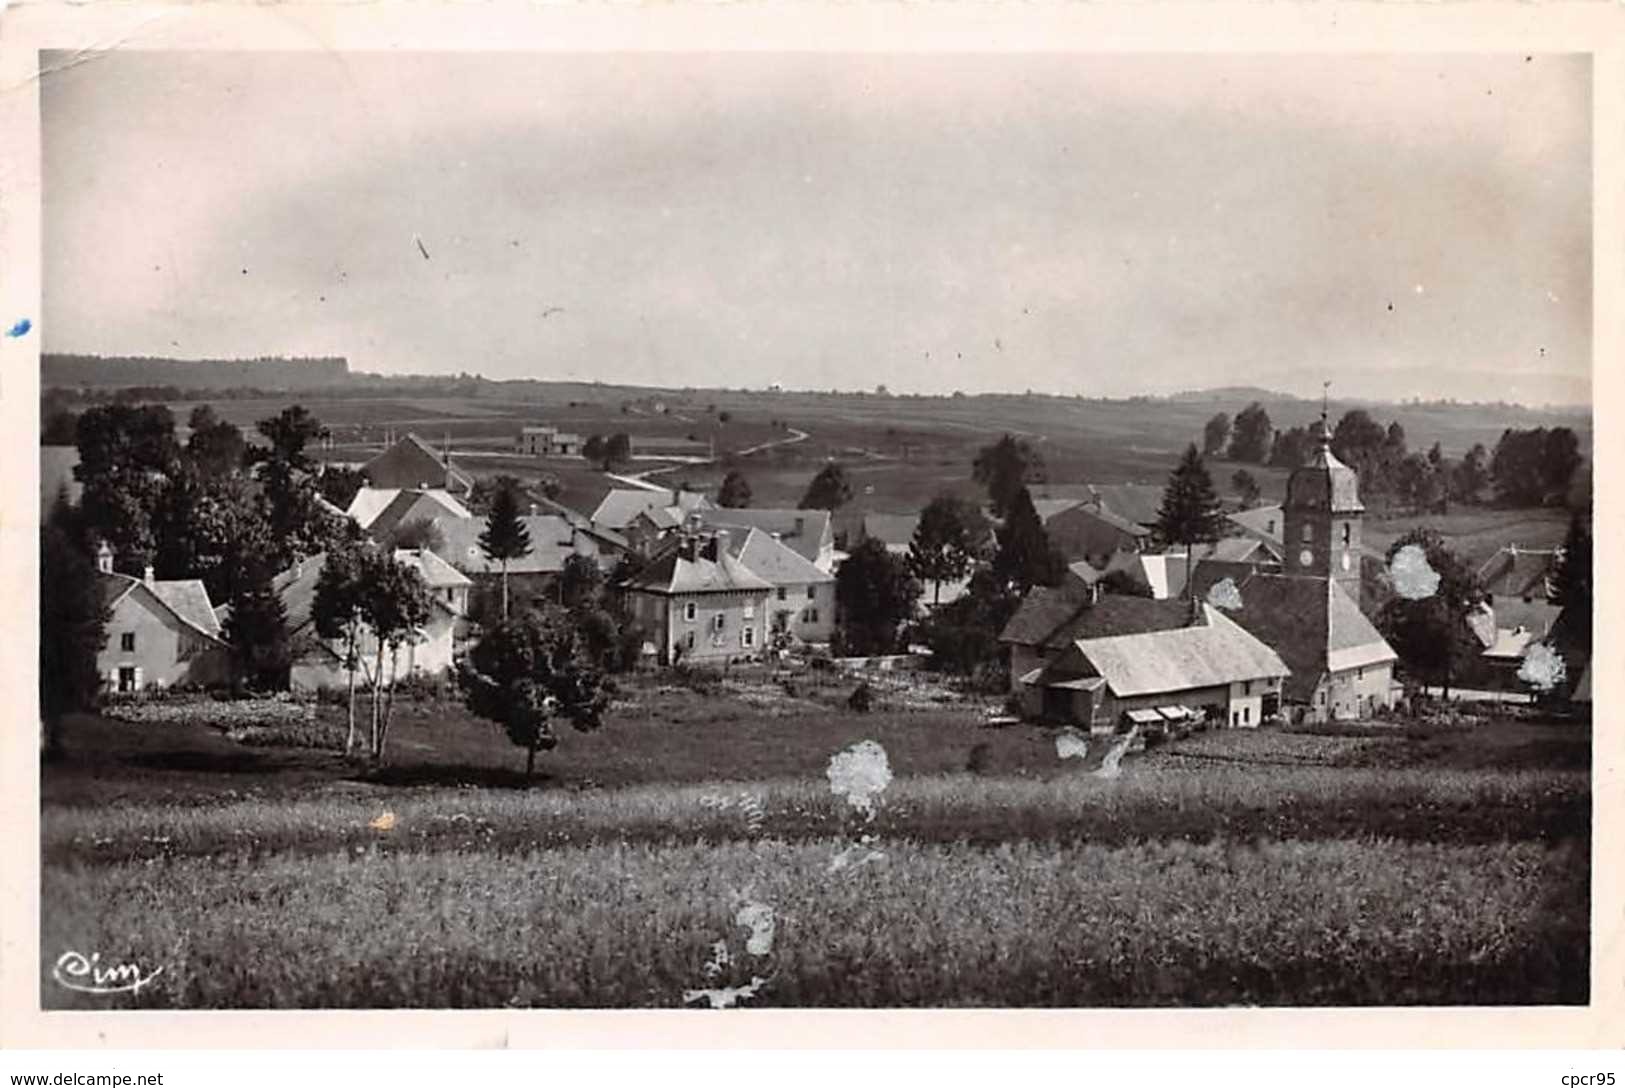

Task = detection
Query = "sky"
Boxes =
[42,51,1591,405]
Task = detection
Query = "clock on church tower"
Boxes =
[1283,417,1365,591]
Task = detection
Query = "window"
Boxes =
[1243,706,1250,724]
[777,587,787,600]
[743,602,755,619]
[120,632,135,653]
[1266,519,1276,534]
[117,666,137,693]
[742,626,755,648]
[684,631,696,650]
[807,586,816,599]
[1244,680,1251,695]
[712,613,726,633]
[1357,667,1365,680]
[805,607,819,624]
[684,601,697,622]
[1341,522,1352,547]
[445,588,454,602]
[1301,523,1313,543]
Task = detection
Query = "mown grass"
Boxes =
[41,836,1587,1008]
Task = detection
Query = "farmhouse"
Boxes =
[1476,544,1562,638]
[725,527,835,643]
[361,433,473,496]
[274,549,468,691]
[516,425,583,458]
[999,584,1193,686]
[622,529,773,666]
[1103,537,1280,600]
[95,544,231,692]
[1041,500,1151,568]
[430,513,618,615]
[1018,605,1289,731]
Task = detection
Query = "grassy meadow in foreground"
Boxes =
[39,683,1591,1008]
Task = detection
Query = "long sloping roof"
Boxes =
[1226,504,1284,547]
[432,514,582,576]
[100,573,225,642]
[1188,563,1395,701]
[623,538,775,595]
[395,547,472,590]
[361,433,472,493]
[346,486,401,528]
[1046,607,1288,697]
[1477,546,1559,600]
[998,584,1191,649]
[1085,483,1165,527]
[367,489,473,537]
[727,528,833,586]
[591,488,710,530]
[702,508,831,564]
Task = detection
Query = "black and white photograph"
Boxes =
[6,10,1609,1043]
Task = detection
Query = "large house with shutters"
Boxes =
[725,527,835,643]
[621,529,774,665]
[95,544,232,693]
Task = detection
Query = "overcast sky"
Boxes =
[43,51,1591,404]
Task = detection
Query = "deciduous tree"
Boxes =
[717,470,753,509]
[907,494,989,605]
[1202,413,1231,458]
[1376,529,1485,700]
[1227,402,1273,464]
[457,608,611,778]
[800,462,853,511]
[834,538,921,655]
[40,505,108,758]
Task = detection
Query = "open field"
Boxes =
[40,677,1590,1009]
[164,384,1589,504]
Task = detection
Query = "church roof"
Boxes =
[1285,422,1364,514]
[1188,563,1394,702]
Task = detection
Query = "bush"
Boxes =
[847,681,875,713]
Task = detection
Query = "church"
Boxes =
[1188,416,1400,723]
[1005,414,1400,729]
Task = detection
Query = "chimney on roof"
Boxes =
[702,530,727,563]
[442,433,452,491]
[95,540,114,575]
[143,564,155,586]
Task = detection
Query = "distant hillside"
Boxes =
[1164,386,1301,404]
[45,354,350,389]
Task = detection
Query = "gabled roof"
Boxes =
[1187,563,1395,701]
[998,584,1191,649]
[1032,498,1085,522]
[99,572,224,642]
[1040,606,1288,697]
[726,528,833,587]
[1227,504,1284,547]
[591,488,711,530]
[702,508,832,565]
[1084,483,1165,527]
[346,486,402,528]
[528,495,630,552]
[366,489,473,538]
[432,514,583,576]
[1477,546,1560,601]
[623,537,775,596]
[362,433,472,493]
[395,547,473,590]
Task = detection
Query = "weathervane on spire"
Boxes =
[1321,380,1331,428]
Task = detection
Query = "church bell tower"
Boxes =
[1283,413,1364,592]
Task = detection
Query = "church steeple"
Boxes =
[1283,411,1364,589]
